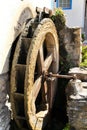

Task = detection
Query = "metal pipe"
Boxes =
[48,72,77,80]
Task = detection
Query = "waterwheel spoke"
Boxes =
[47,77,57,112]
[47,78,53,111]
[44,54,53,71]
[42,81,48,104]
[37,44,44,73]
[32,76,42,99]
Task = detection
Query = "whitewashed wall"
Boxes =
[0,0,86,74]
[64,0,85,28]
[0,0,53,74]
[0,0,35,74]
[29,0,52,9]
[31,0,86,28]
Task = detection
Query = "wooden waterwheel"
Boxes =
[10,8,59,130]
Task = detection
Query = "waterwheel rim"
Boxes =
[25,18,59,130]
[10,19,34,130]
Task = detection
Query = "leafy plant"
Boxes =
[59,54,74,74]
[80,46,87,67]
[63,124,70,130]
[51,8,66,31]
[81,33,85,42]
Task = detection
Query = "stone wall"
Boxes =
[51,8,82,68]
[66,77,87,130]
[0,73,11,130]
[59,26,82,67]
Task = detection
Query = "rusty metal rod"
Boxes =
[48,73,77,80]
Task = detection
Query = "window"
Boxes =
[56,0,72,10]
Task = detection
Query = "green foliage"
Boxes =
[55,8,64,15]
[80,46,87,67]
[59,54,73,74]
[81,33,85,42]
[51,8,66,31]
[63,124,70,130]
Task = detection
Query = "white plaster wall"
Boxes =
[0,0,53,74]
[0,0,35,74]
[64,0,85,28]
[0,0,85,74]
[29,0,52,9]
